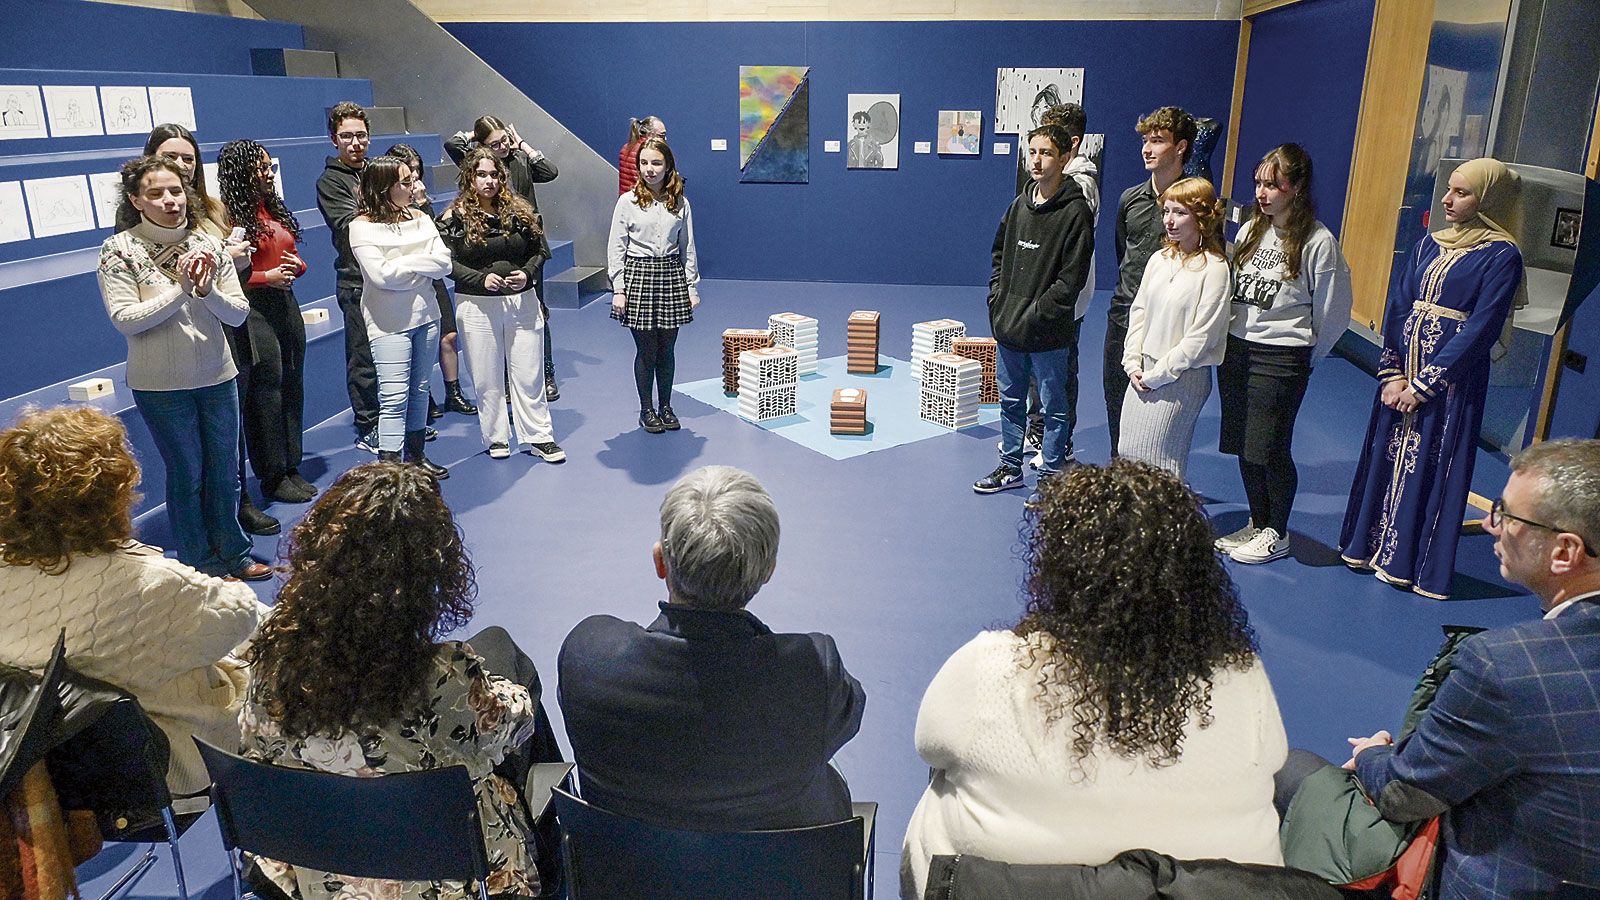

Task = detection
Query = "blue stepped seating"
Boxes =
[15,0,305,77]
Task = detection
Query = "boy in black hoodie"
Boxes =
[315,101,379,449]
[975,124,1094,494]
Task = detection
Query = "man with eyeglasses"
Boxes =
[1337,438,1600,897]
[316,101,381,451]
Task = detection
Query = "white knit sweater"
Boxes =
[97,222,250,392]
[900,631,1287,899]
[0,543,267,793]
[349,213,450,337]
[1122,248,1231,389]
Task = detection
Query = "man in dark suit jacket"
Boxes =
[1348,438,1600,899]
[558,465,866,832]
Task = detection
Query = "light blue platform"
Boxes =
[675,354,1002,460]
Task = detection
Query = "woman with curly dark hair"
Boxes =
[241,461,545,899]
[0,405,264,795]
[900,459,1287,898]
[217,139,315,506]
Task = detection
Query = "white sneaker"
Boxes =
[1230,527,1290,564]
[1214,522,1260,552]
[487,442,511,459]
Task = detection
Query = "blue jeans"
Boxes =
[996,341,1072,474]
[133,380,251,576]
[369,319,440,452]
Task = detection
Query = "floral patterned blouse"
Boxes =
[239,642,538,899]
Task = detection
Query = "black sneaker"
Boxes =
[238,501,280,536]
[545,380,560,402]
[285,473,318,497]
[528,441,567,463]
[973,464,1025,494]
[658,406,681,430]
[424,426,438,442]
[640,409,666,434]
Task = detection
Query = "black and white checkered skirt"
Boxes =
[611,255,694,330]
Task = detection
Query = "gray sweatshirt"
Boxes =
[1228,219,1352,364]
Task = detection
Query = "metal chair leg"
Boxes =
[95,846,158,900]
[162,806,189,900]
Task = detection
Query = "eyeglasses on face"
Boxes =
[487,137,513,150]
[336,131,370,143]
[1490,497,1599,557]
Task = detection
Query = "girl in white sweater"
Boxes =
[1119,177,1231,479]
[349,156,452,477]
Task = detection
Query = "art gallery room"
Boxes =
[4,0,1600,896]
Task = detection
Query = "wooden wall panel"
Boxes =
[1341,0,1435,333]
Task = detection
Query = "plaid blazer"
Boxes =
[1356,601,1600,899]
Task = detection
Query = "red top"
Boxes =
[618,139,640,195]
[246,202,307,289]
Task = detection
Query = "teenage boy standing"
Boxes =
[1105,106,1196,456]
[974,124,1094,494]
[316,101,379,450]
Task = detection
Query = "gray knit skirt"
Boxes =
[1118,366,1213,480]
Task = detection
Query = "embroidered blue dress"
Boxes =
[1338,236,1523,599]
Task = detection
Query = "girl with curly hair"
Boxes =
[901,460,1286,898]
[440,148,565,462]
[217,139,315,507]
[608,136,700,433]
[241,461,550,900]
[0,406,265,794]
[1119,177,1231,478]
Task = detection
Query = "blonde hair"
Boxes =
[1160,177,1226,262]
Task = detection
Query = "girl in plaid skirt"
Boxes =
[608,136,700,433]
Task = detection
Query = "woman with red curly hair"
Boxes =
[241,461,551,900]
[0,405,265,795]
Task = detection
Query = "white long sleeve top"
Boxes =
[349,213,451,337]
[1065,155,1100,320]
[608,193,699,293]
[900,631,1287,899]
[1122,248,1231,389]
[97,221,250,392]
[1228,219,1353,364]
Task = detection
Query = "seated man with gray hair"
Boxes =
[558,465,866,830]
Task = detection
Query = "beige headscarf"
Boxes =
[1432,157,1521,250]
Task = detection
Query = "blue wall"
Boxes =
[10,0,305,76]
[1231,0,1373,236]
[447,20,1241,287]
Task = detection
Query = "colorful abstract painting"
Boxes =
[740,65,809,173]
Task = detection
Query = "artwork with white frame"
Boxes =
[0,86,48,141]
[100,86,152,135]
[148,86,196,130]
[42,85,104,137]
[0,182,31,244]
[24,175,95,238]
[88,171,124,230]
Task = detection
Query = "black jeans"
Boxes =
[534,264,557,383]
[336,283,379,435]
[1103,300,1131,456]
[238,286,307,485]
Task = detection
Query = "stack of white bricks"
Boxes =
[769,312,819,376]
[737,345,799,422]
[911,319,966,380]
[919,352,983,430]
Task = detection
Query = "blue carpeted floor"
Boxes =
[97,277,1535,898]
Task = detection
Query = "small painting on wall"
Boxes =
[937,110,981,156]
[847,93,899,170]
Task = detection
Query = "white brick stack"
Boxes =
[919,352,982,429]
[737,345,799,422]
[769,312,819,376]
[910,319,966,380]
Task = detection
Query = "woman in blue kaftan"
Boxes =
[1339,157,1524,600]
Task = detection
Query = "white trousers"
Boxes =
[456,291,554,447]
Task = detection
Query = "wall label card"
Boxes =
[994,143,1011,155]
[824,140,840,153]
[711,138,728,151]
[913,141,931,154]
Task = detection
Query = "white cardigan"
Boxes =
[900,631,1287,899]
[349,213,451,337]
[0,543,267,793]
[1122,248,1231,389]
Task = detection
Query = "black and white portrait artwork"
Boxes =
[24,175,94,238]
[100,86,153,136]
[0,86,48,141]
[43,85,104,137]
[847,93,900,170]
[1552,207,1581,251]
[994,68,1084,136]
[0,181,31,244]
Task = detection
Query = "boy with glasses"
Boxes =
[316,101,381,450]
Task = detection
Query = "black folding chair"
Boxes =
[197,738,555,900]
[552,785,877,900]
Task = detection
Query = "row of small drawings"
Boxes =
[0,84,196,140]
[0,158,280,244]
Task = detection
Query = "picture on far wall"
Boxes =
[739,65,810,184]
[993,68,1084,135]
[0,182,31,244]
[1552,207,1581,251]
[847,93,899,170]
[0,86,48,141]
[23,175,94,238]
[1412,65,1467,180]
[42,85,103,138]
[938,110,981,155]
[100,86,152,136]
[148,86,196,130]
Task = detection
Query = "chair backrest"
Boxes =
[0,631,68,800]
[194,739,490,884]
[551,785,865,900]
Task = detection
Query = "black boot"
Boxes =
[545,368,560,402]
[378,449,403,464]
[404,429,450,479]
[444,380,478,415]
[238,499,280,536]
[428,395,442,423]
